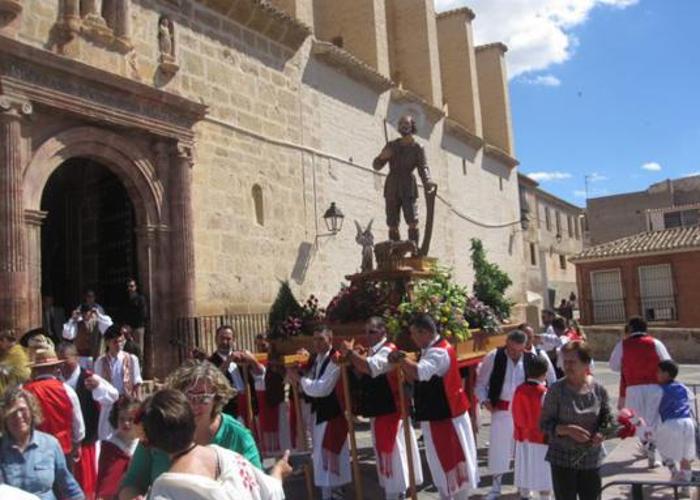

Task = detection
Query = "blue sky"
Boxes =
[435,0,700,206]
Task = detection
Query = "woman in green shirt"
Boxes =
[118,361,262,499]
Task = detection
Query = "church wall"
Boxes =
[12,0,527,318]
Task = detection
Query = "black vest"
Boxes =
[352,371,396,418]
[487,348,536,405]
[414,374,451,421]
[307,351,342,424]
[75,369,100,444]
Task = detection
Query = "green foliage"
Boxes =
[470,238,513,319]
[385,267,471,342]
[268,281,303,339]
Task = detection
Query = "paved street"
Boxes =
[274,362,700,499]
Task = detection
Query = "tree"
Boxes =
[470,238,513,319]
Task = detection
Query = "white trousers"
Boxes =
[421,413,479,498]
[370,418,423,496]
[488,409,515,475]
[311,419,351,488]
[514,442,552,491]
[626,384,663,442]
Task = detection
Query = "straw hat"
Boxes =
[28,347,64,368]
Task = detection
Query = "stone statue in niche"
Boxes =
[157,15,178,75]
[354,220,375,273]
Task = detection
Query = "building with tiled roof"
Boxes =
[572,226,700,263]
[572,226,700,328]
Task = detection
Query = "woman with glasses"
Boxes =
[118,361,262,500]
[0,387,84,499]
[144,389,290,500]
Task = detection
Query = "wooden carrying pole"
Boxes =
[340,362,363,500]
[241,368,255,433]
[396,366,418,500]
[290,380,314,500]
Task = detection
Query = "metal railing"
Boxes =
[599,479,691,500]
[592,299,626,324]
[641,295,678,322]
[174,313,269,363]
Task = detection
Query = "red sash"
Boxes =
[430,419,469,494]
[74,442,97,499]
[257,389,281,453]
[321,379,349,474]
[374,412,401,477]
[494,400,510,411]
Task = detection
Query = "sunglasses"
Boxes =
[186,392,216,405]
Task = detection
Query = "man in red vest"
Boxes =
[394,313,478,500]
[609,316,671,467]
[23,347,85,469]
[340,316,424,500]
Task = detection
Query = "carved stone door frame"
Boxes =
[0,36,206,376]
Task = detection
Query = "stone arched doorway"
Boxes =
[18,126,193,376]
[40,157,138,318]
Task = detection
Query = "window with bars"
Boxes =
[638,264,676,321]
[590,269,625,323]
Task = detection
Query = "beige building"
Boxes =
[0,0,526,372]
[519,174,584,313]
[586,175,700,246]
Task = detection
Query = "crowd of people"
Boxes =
[0,291,696,499]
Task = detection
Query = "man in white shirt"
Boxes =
[94,325,142,399]
[475,329,532,499]
[207,325,264,427]
[62,304,113,369]
[58,342,119,497]
[393,314,478,500]
[288,326,350,500]
[520,323,557,385]
[340,317,423,500]
[609,316,672,467]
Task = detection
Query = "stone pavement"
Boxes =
[272,363,700,499]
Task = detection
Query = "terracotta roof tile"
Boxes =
[572,226,700,262]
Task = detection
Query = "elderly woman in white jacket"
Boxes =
[141,389,291,500]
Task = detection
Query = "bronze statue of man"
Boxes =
[373,115,437,246]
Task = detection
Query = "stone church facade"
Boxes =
[0,0,523,373]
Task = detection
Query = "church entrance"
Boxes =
[40,158,138,319]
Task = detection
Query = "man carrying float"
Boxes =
[392,314,479,500]
[340,316,423,500]
[287,325,350,500]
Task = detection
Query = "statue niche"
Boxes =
[158,15,179,75]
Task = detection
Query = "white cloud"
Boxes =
[520,74,561,87]
[641,162,662,172]
[684,171,700,178]
[588,172,608,182]
[434,0,639,78]
[527,171,573,182]
[573,189,587,198]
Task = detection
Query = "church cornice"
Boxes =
[193,0,311,50]
[0,36,207,144]
[484,143,519,169]
[310,40,394,92]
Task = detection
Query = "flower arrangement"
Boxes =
[268,282,325,339]
[325,282,390,323]
[385,267,472,342]
[464,296,500,332]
